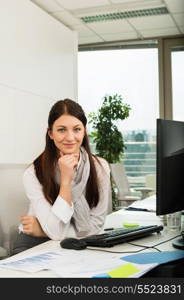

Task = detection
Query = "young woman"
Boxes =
[12,99,110,254]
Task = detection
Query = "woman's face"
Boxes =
[49,114,85,155]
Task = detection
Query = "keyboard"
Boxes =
[81,225,164,247]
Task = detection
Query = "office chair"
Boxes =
[0,246,7,260]
[145,174,156,196]
[110,163,154,210]
[134,173,155,199]
[0,164,28,255]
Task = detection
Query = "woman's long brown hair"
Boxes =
[33,99,100,208]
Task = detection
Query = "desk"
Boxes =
[0,206,182,278]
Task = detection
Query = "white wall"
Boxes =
[0,0,78,164]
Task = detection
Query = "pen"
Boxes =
[104,223,140,231]
[125,207,148,211]
[104,227,123,231]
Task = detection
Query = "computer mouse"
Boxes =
[60,238,87,250]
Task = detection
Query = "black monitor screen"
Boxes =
[156,118,184,215]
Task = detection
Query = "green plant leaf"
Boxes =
[88,94,131,210]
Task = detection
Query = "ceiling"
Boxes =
[31,0,184,45]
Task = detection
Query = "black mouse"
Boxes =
[60,238,87,250]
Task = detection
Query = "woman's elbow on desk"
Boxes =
[43,222,76,241]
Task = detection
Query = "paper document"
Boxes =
[48,249,157,278]
[0,251,62,272]
[52,261,157,278]
[128,195,156,212]
[0,249,157,278]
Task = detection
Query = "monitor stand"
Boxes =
[172,234,184,250]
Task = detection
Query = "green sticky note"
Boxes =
[123,222,139,228]
[108,263,140,278]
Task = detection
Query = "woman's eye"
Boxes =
[58,128,65,132]
[74,128,81,132]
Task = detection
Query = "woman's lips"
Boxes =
[63,144,75,147]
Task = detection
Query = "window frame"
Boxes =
[158,37,184,120]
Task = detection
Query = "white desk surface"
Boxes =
[0,207,181,278]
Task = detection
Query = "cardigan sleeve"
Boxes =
[21,165,75,240]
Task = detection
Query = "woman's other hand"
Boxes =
[21,215,47,237]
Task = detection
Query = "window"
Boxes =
[78,48,159,187]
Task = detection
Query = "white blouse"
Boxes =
[19,157,110,240]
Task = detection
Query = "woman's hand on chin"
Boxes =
[58,151,79,184]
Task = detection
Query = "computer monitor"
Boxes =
[156,118,184,249]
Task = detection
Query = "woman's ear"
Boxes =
[48,129,53,139]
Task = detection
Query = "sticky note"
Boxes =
[107,263,140,278]
[123,222,139,228]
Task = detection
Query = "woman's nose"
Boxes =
[65,130,74,140]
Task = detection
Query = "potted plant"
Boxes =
[88,94,131,210]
